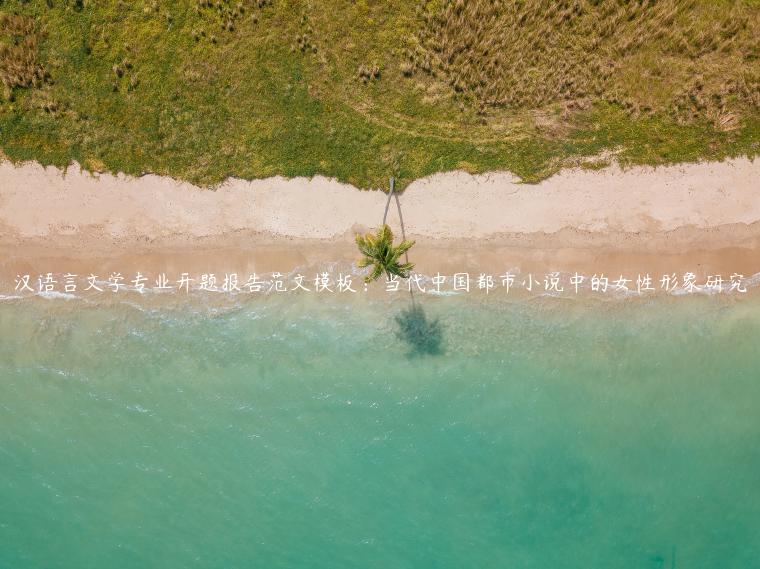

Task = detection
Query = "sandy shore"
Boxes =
[1,157,759,292]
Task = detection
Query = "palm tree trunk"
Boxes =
[382,177,395,226]
[395,188,416,305]
[383,177,416,306]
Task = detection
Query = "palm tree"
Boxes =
[356,224,415,283]
[358,178,441,354]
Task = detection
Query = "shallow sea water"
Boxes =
[1,292,760,568]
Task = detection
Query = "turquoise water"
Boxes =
[2,293,760,568]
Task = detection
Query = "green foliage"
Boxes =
[356,224,415,283]
[0,0,756,188]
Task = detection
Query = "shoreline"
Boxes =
[1,158,760,294]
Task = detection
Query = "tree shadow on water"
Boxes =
[394,303,444,357]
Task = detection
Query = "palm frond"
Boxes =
[397,262,415,276]
[366,263,384,283]
[355,224,416,284]
[396,240,415,255]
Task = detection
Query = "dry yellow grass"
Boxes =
[0,14,48,101]
[407,0,759,125]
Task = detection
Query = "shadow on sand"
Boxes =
[394,303,444,357]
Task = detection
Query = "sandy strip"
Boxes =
[1,157,759,240]
[1,158,759,286]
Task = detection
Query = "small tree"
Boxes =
[356,224,415,283]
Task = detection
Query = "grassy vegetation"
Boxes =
[0,0,758,189]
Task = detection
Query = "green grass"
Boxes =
[0,0,757,189]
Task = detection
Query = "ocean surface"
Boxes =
[1,292,760,568]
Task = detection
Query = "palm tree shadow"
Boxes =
[394,303,444,357]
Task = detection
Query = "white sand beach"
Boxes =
[1,157,759,241]
[1,157,759,283]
